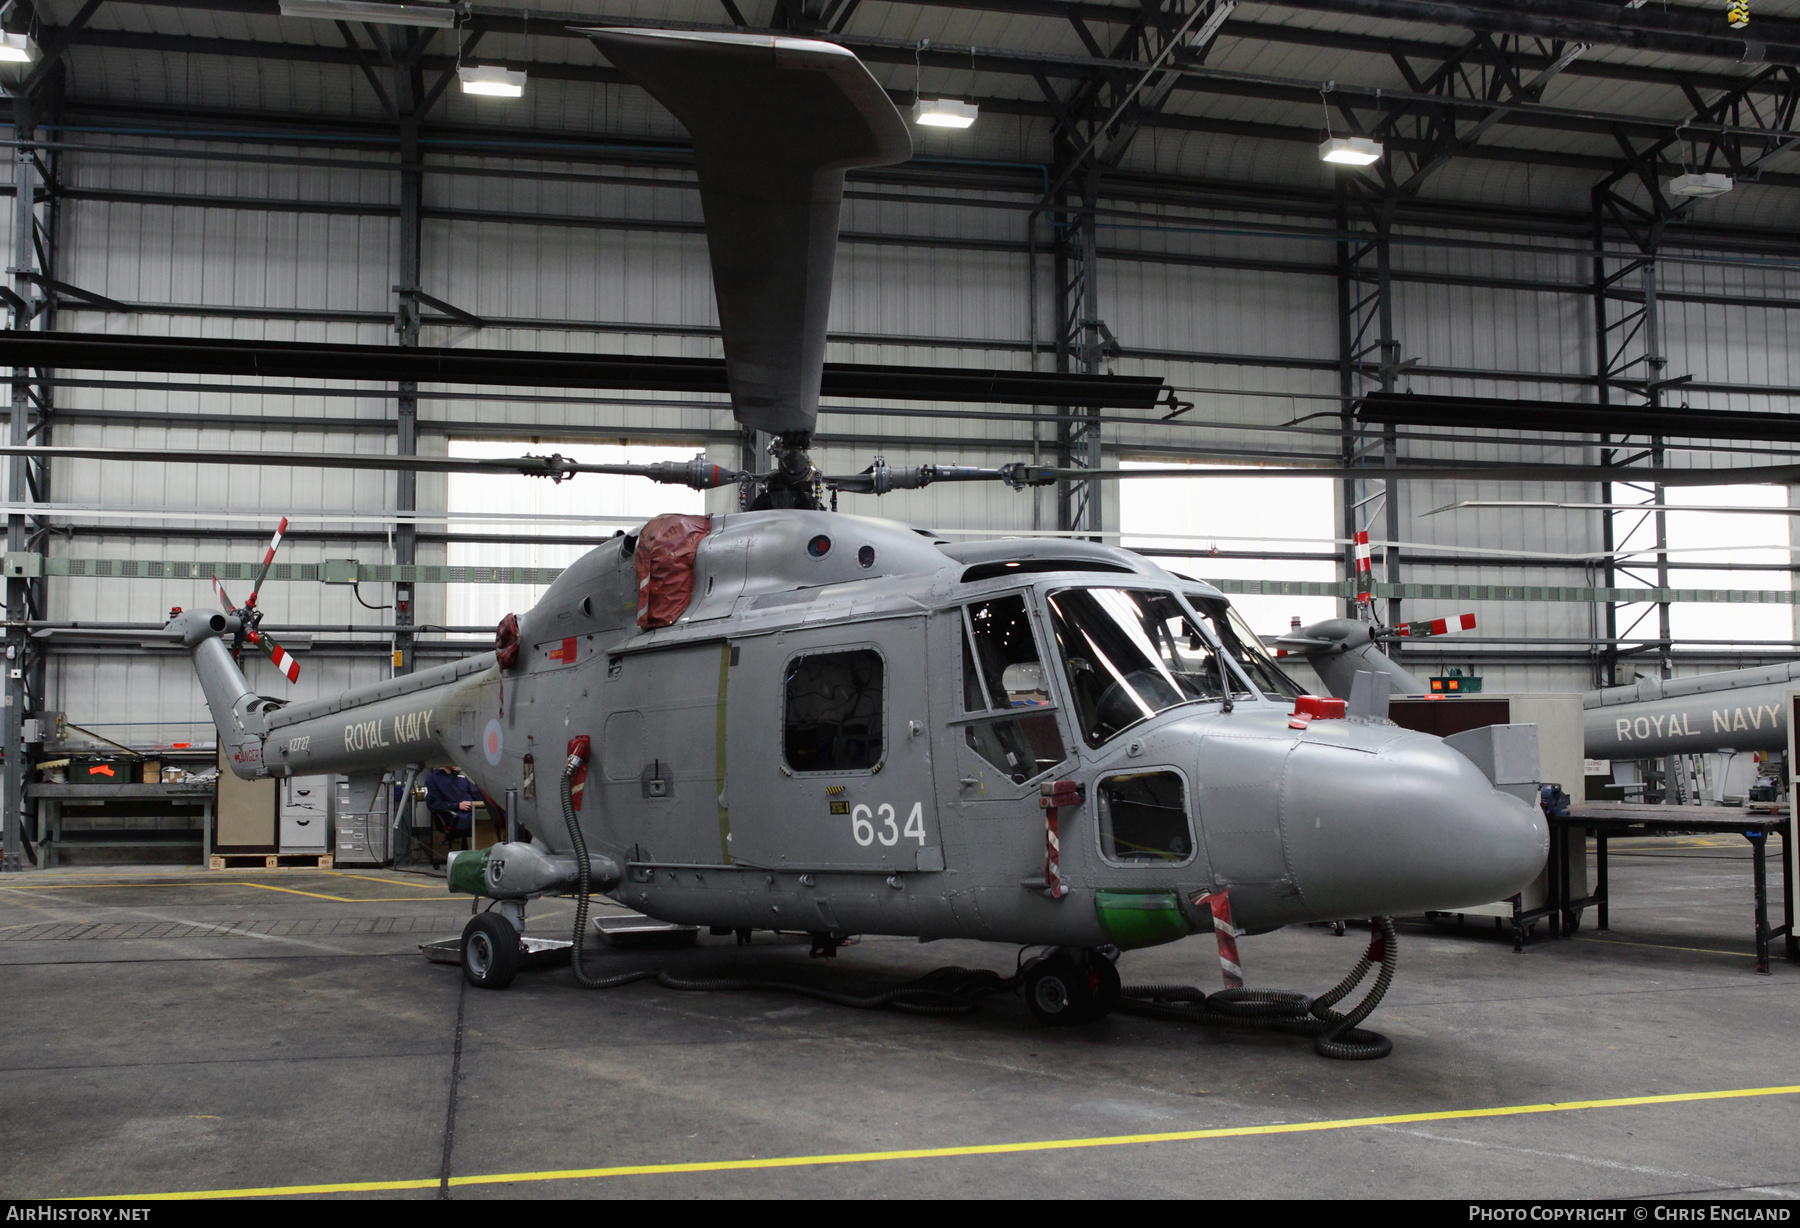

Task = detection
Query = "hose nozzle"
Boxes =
[566,734,591,775]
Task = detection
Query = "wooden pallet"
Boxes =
[207,853,335,870]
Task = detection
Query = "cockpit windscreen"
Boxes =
[1045,587,1243,747]
[1187,594,1305,701]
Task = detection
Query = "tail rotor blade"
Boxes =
[211,573,238,613]
[1396,612,1477,640]
[247,516,288,609]
[250,629,301,683]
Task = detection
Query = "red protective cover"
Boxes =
[636,513,711,629]
[1292,695,1347,720]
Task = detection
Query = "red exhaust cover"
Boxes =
[636,513,712,629]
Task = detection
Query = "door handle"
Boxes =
[958,776,980,789]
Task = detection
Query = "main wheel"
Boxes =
[1024,953,1095,1026]
[462,912,521,990]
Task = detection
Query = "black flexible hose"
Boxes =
[562,755,1015,1011]
[564,750,644,989]
[1118,917,1398,1061]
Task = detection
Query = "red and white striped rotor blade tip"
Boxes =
[263,636,301,684]
[247,516,289,607]
[1398,612,1477,639]
[211,574,237,612]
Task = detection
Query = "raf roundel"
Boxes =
[483,718,504,766]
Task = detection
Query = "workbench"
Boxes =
[29,781,218,867]
[1552,802,1795,974]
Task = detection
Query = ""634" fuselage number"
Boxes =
[851,802,926,848]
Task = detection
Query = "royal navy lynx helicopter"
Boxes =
[160,28,1546,1053]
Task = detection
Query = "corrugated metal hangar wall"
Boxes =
[5,0,1800,750]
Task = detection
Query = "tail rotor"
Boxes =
[211,516,301,684]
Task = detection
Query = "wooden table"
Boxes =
[28,781,218,866]
[1557,802,1795,974]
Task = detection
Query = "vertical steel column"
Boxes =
[2,100,35,872]
[1334,184,1359,619]
[1375,197,1403,639]
[1056,167,1102,538]
[1591,195,1617,690]
[392,100,422,674]
[1642,259,1671,683]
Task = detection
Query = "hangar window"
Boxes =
[1097,771,1193,864]
[784,649,884,773]
[1120,461,1337,639]
[1613,484,1795,651]
[446,440,706,631]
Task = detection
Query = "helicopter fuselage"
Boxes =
[171,508,1546,948]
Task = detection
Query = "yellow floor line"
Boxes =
[89,1083,1800,1200]
[0,880,459,904]
[1572,936,1757,959]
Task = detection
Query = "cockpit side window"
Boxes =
[965,594,1052,710]
[957,594,1067,783]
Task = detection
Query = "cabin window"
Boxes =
[784,649,884,773]
[1097,771,1193,864]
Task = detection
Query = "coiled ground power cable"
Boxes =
[560,751,1013,1012]
[1118,917,1399,1060]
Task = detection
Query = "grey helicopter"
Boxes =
[152,27,1547,1054]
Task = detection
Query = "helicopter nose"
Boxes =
[1279,727,1548,919]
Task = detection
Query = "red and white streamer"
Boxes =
[1039,779,1081,900]
[1353,530,1373,606]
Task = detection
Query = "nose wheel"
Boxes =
[1023,950,1121,1025]
[463,913,522,990]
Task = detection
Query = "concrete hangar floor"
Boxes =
[1,842,1795,1201]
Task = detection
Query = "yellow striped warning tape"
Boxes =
[89,1082,1800,1200]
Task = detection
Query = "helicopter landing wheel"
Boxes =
[462,912,521,990]
[1025,952,1102,1025]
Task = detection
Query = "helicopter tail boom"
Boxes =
[168,605,492,780]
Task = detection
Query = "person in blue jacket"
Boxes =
[425,766,490,838]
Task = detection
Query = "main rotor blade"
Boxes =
[584,28,911,438]
[7,445,1800,488]
[0,446,742,486]
[824,460,1800,489]
[246,515,288,609]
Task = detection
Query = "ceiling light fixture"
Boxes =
[277,0,457,28]
[458,64,526,98]
[1669,171,1734,198]
[0,32,37,63]
[912,98,978,129]
[1319,135,1383,166]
